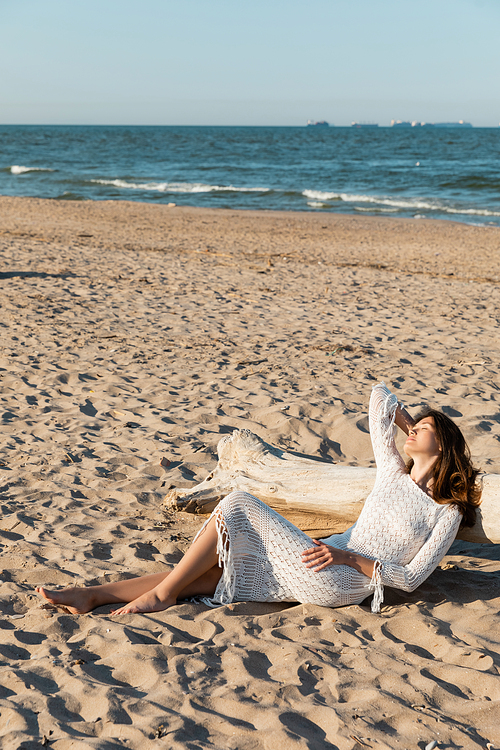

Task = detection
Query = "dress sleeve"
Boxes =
[369,383,407,473]
[377,505,461,595]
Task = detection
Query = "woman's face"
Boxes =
[404,417,441,460]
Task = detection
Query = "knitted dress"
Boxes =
[200,383,461,613]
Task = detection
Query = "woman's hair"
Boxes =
[406,409,482,527]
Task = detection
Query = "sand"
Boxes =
[1,195,499,749]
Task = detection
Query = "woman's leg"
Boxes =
[110,514,221,614]
[37,571,178,614]
[36,515,222,614]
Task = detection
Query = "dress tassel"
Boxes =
[370,560,384,613]
[214,510,235,603]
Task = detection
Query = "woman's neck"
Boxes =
[410,456,438,497]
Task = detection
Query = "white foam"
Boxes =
[303,189,436,210]
[444,206,500,217]
[354,206,399,213]
[303,190,342,201]
[10,165,54,175]
[302,189,500,217]
[90,178,269,194]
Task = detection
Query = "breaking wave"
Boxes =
[90,178,270,194]
[8,165,55,175]
[302,189,500,217]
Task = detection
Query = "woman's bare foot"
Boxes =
[111,589,176,615]
[35,586,98,614]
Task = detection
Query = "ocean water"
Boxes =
[1,125,499,226]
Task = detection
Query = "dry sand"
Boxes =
[1,195,500,749]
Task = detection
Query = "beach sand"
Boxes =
[1,195,499,749]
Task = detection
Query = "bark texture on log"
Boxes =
[164,429,499,544]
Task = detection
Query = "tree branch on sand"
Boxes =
[164,429,499,544]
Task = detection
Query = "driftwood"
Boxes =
[165,429,500,544]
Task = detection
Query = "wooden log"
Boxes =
[164,428,499,544]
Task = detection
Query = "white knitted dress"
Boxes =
[201,383,461,613]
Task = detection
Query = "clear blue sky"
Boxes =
[1,0,499,126]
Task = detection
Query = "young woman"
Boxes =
[37,383,481,615]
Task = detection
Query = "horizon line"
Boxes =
[1,122,500,128]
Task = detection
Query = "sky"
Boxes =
[1,0,499,127]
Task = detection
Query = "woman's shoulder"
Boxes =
[434,499,463,518]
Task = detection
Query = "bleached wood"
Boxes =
[164,429,499,544]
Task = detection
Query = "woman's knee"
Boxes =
[220,490,263,513]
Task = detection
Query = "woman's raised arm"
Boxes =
[394,402,415,435]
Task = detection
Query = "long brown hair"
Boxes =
[406,409,481,527]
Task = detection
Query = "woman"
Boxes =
[37,383,481,615]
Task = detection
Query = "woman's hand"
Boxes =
[301,540,345,572]
[302,541,376,578]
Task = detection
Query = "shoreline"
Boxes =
[1,195,499,748]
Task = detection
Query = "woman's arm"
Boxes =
[301,541,375,578]
[369,384,407,472]
[394,402,415,435]
[375,507,461,593]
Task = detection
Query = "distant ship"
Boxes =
[391,119,473,128]
[423,121,473,128]
[306,120,329,127]
[351,122,379,128]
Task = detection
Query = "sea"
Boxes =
[1,125,499,226]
